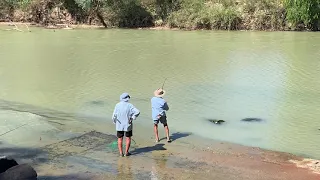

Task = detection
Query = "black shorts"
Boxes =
[154,116,168,126]
[117,130,132,138]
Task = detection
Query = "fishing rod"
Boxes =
[161,78,167,89]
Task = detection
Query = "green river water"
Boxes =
[0,27,320,159]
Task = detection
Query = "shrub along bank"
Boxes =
[0,0,319,31]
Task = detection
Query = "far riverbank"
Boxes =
[1,0,319,32]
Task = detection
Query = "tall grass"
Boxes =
[284,0,320,30]
[167,0,241,30]
[240,0,286,30]
[167,0,286,30]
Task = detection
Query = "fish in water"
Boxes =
[208,119,225,124]
[241,118,264,122]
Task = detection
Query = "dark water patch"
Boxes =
[87,100,105,106]
[207,119,226,125]
[241,118,264,123]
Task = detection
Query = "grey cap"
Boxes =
[120,92,130,102]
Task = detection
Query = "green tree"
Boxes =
[284,0,320,30]
[74,0,108,27]
[73,0,153,28]
[0,0,31,20]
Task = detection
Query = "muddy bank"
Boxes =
[0,109,320,180]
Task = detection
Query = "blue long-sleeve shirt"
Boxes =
[112,101,140,131]
[151,97,169,120]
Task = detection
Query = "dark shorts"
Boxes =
[117,130,132,138]
[154,116,168,126]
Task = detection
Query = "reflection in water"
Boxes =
[116,158,133,180]
[151,153,168,180]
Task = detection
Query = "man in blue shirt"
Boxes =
[151,88,171,143]
[112,93,140,157]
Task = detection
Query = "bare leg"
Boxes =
[164,124,170,141]
[125,137,131,154]
[118,137,123,156]
[154,124,159,142]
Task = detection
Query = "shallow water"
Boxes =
[0,27,320,158]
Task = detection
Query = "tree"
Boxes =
[284,0,320,30]
[74,0,153,28]
[74,0,108,27]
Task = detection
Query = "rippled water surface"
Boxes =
[0,27,320,158]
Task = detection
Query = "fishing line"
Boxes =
[0,123,28,137]
[161,78,168,89]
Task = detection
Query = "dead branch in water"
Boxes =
[13,23,23,32]
[25,24,31,32]
[0,22,31,32]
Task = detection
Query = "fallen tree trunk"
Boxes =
[96,11,107,28]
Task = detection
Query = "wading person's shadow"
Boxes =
[159,132,191,142]
[130,143,166,155]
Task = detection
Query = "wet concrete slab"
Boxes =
[26,131,320,180]
[1,109,320,180]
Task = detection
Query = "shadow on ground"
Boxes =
[171,132,192,142]
[159,132,192,142]
[131,143,166,155]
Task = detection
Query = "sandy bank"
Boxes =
[0,109,320,180]
[0,22,104,30]
[0,22,181,31]
[0,22,218,31]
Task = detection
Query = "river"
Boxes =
[0,27,320,159]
